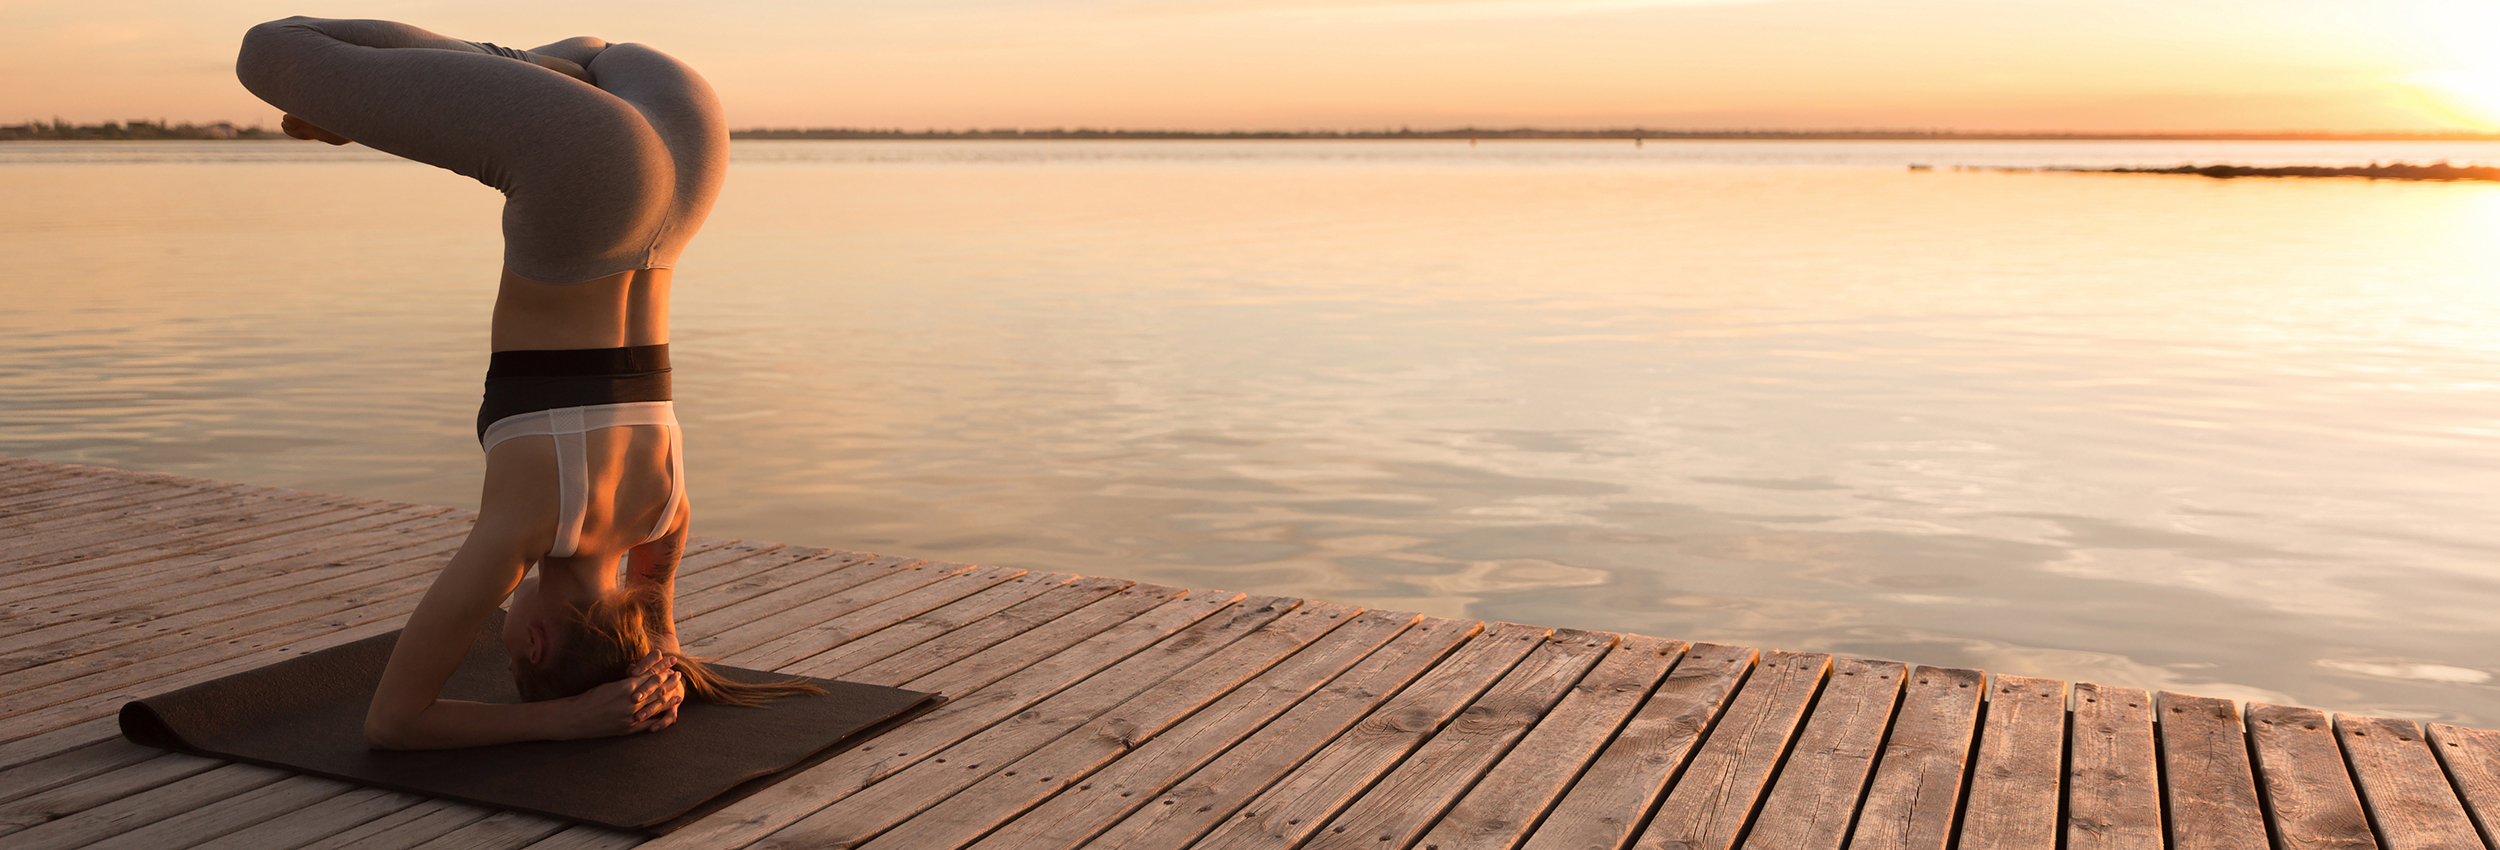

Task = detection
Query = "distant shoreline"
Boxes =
[8,120,2498,143]
[1956,161,2500,182]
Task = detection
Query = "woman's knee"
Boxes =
[235,18,327,102]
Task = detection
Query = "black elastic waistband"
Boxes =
[486,344,670,379]
[478,345,673,443]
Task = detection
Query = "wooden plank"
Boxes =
[1417,635,1689,850]
[2339,715,2481,850]
[658,541,820,601]
[517,827,644,850]
[0,572,437,721]
[0,716,134,777]
[639,585,1225,850]
[818,576,1140,684]
[723,565,1031,672]
[674,559,981,660]
[0,752,221,835]
[0,471,213,513]
[0,492,376,590]
[2156,692,2270,850]
[0,458,69,481]
[1183,621,1554,850]
[639,548,874,634]
[10,559,438,719]
[1740,657,1907,850]
[0,477,208,522]
[0,485,323,567]
[0,504,462,627]
[2425,724,2500,849]
[0,546,856,768]
[1632,650,1832,850]
[1052,618,1487,850]
[0,762,288,850]
[1519,642,1757,850]
[1955,674,2068,849]
[1300,629,1619,850]
[786,572,1083,678]
[0,564,440,701]
[95,545,740,850]
[0,528,463,662]
[968,612,1458,850]
[666,554,919,639]
[403,810,571,850]
[0,475,80,502]
[8,458,178,480]
[80,773,352,850]
[295,800,495,850]
[0,489,297,562]
[2065,683,2161,850]
[755,597,1312,849]
[0,738,165,806]
[0,475,104,507]
[1846,666,1984,850]
[14,535,745,715]
[0,454,61,475]
[187,787,428,850]
[2247,702,2381,850]
[0,603,421,767]
[0,485,291,570]
[856,604,1389,850]
[0,511,466,645]
[0,479,169,518]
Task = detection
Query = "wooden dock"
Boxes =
[3,454,2497,850]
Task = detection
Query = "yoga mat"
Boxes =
[120,610,939,834]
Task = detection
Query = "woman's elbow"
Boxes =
[364,710,417,750]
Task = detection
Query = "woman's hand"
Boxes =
[561,650,685,738]
[280,114,352,145]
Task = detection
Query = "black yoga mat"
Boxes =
[120,610,939,834]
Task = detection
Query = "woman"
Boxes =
[236,17,815,750]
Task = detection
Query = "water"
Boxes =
[6,139,2499,723]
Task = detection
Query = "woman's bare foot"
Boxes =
[280,114,352,145]
[529,54,595,85]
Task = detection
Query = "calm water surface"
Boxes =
[6,139,2498,722]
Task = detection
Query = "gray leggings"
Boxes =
[236,17,725,284]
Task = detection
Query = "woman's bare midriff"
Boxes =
[490,267,671,351]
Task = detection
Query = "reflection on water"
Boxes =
[5,140,2499,722]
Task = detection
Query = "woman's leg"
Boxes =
[236,17,673,283]
[572,43,730,265]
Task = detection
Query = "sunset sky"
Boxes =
[6,0,2498,132]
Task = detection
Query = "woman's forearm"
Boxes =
[366,697,576,750]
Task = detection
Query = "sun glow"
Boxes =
[2409,67,2500,130]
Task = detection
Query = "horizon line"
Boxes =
[9,119,2499,142]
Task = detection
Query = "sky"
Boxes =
[5,0,2498,132]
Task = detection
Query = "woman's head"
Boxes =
[504,579,823,706]
[507,579,657,701]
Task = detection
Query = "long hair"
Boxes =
[512,582,824,706]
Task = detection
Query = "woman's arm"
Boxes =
[364,445,675,750]
[624,495,691,657]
